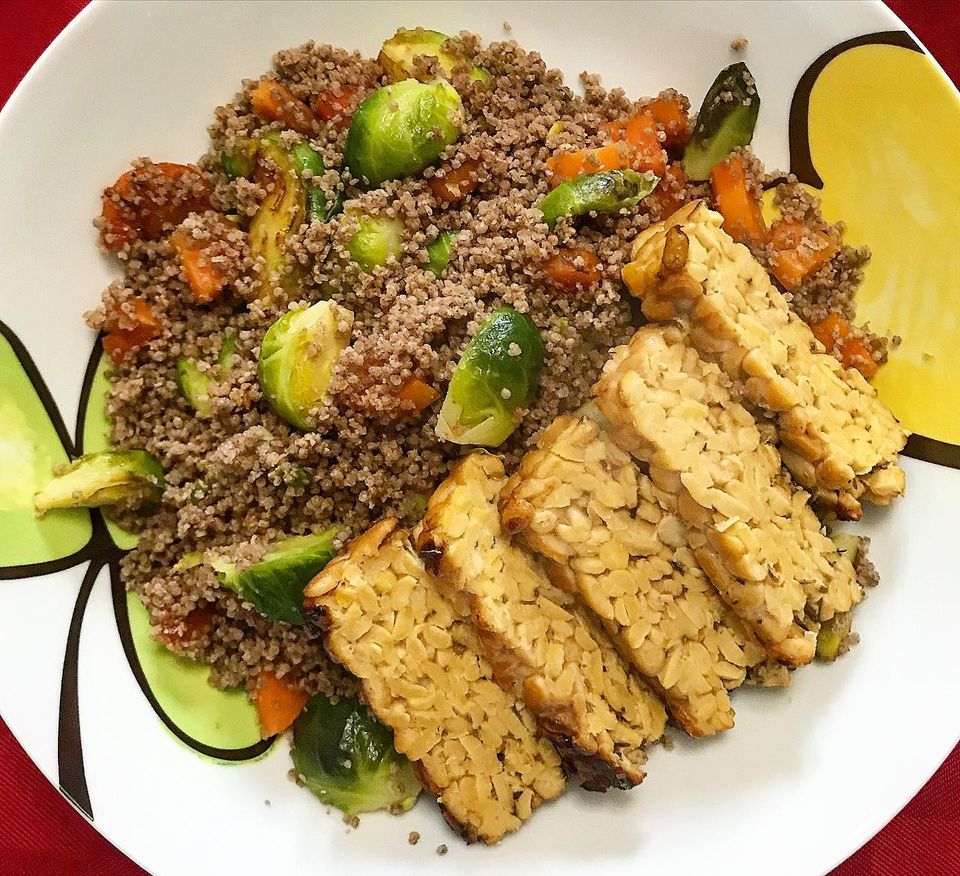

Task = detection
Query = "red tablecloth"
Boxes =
[0,2,957,874]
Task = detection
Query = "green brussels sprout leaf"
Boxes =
[344,79,463,188]
[681,62,760,180]
[378,27,489,85]
[436,307,545,447]
[347,215,405,271]
[426,229,459,275]
[291,693,421,816]
[537,169,659,229]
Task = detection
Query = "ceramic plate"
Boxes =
[1,2,958,874]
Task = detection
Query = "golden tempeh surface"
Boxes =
[499,413,770,737]
[623,201,906,521]
[416,453,667,791]
[595,326,861,667]
[304,518,566,844]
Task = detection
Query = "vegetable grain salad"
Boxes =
[40,27,906,843]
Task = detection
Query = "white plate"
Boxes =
[1,2,958,875]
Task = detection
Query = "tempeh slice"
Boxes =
[500,413,770,737]
[595,326,861,666]
[416,453,666,791]
[304,518,565,844]
[623,201,906,520]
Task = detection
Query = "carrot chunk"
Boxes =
[544,246,601,290]
[170,220,235,304]
[710,155,767,245]
[768,219,840,289]
[102,299,160,364]
[255,671,309,738]
[645,94,690,148]
[100,161,211,250]
[648,162,688,217]
[314,84,358,128]
[839,337,878,379]
[157,605,214,647]
[397,377,440,411]
[428,157,481,202]
[547,144,627,186]
[604,110,667,178]
[810,313,851,353]
[250,79,317,135]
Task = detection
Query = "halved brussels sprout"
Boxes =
[291,693,421,816]
[681,62,760,181]
[213,527,338,626]
[176,332,240,418]
[34,450,165,515]
[257,300,353,430]
[436,307,545,447]
[289,141,343,222]
[221,140,258,180]
[378,27,489,84]
[347,215,405,271]
[426,229,458,275]
[537,169,659,228]
[815,611,852,662]
[249,138,307,300]
[343,79,463,188]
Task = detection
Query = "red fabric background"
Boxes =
[0,2,957,874]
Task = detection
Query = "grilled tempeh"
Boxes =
[500,413,771,737]
[304,518,566,843]
[623,201,906,520]
[595,326,861,666]
[416,453,667,791]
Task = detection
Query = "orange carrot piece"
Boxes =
[171,223,233,304]
[644,95,690,148]
[710,155,767,245]
[102,299,160,364]
[839,337,878,379]
[810,313,851,354]
[547,144,627,186]
[544,246,601,291]
[397,377,440,411]
[428,157,481,202]
[256,671,309,738]
[768,219,840,289]
[314,84,358,128]
[250,79,317,135]
[100,162,211,251]
[624,110,667,177]
[157,605,214,647]
[648,162,688,217]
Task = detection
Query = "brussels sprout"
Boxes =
[426,229,458,275]
[347,215,405,271]
[344,79,463,188]
[537,169,658,228]
[289,141,343,222]
[436,307,545,447]
[257,300,353,430]
[34,450,165,515]
[815,611,852,662]
[221,140,258,180]
[248,138,307,300]
[175,358,213,418]
[291,693,421,816]
[681,63,760,180]
[176,333,239,418]
[378,27,489,85]
[213,527,338,626]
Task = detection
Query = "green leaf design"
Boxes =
[125,591,264,754]
[0,330,92,568]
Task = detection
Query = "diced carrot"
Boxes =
[157,605,214,647]
[648,162,688,218]
[543,246,601,291]
[644,94,690,148]
[102,299,160,364]
[428,157,481,202]
[810,313,851,354]
[397,377,440,411]
[839,337,878,379]
[767,219,840,289]
[255,671,309,738]
[547,144,627,186]
[604,110,667,178]
[171,221,234,304]
[250,79,317,135]
[710,155,767,245]
[314,83,358,128]
[100,161,212,251]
